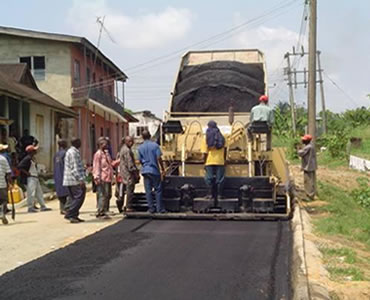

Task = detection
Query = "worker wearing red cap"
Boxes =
[18,144,51,213]
[298,134,317,200]
[250,95,274,126]
[250,95,274,150]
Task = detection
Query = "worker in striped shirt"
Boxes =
[63,138,86,224]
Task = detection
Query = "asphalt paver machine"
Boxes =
[126,49,293,220]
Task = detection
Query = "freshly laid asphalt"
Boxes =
[0,219,292,300]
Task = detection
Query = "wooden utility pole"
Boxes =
[317,51,327,134]
[285,52,297,134]
[308,0,317,138]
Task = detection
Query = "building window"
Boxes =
[86,67,91,84]
[136,126,148,137]
[20,56,45,80]
[74,60,81,86]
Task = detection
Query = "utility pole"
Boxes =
[308,0,317,138]
[317,51,327,134]
[284,52,297,134]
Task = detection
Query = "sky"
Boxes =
[1,0,369,117]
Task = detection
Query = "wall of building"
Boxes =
[129,113,161,139]
[78,106,127,165]
[29,102,54,170]
[0,35,72,106]
[70,44,115,96]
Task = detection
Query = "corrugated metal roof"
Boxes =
[0,63,38,90]
[0,68,76,117]
[0,26,128,80]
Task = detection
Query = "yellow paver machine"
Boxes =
[126,49,294,220]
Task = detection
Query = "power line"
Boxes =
[323,71,361,107]
[74,0,300,91]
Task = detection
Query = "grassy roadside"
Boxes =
[350,126,370,160]
[314,180,370,248]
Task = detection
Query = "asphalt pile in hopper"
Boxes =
[171,61,265,113]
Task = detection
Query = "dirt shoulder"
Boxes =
[291,164,370,300]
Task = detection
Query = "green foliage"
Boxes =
[351,177,370,209]
[326,266,365,281]
[317,129,350,158]
[314,181,370,247]
[320,247,357,264]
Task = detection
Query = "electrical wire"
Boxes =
[323,71,361,107]
[74,0,300,91]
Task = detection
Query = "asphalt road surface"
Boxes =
[0,219,292,300]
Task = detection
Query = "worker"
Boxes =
[18,145,52,213]
[0,144,12,225]
[119,136,140,213]
[138,130,166,213]
[298,134,317,200]
[250,95,274,150]
[93,137,114,219]
[250,95,274,126]
[63,138,86,223]
[201,120,226,200]
[53,139,70,215]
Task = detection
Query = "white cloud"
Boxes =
[234,25,304,72]
[67,0,193,49]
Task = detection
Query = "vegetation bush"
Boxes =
[351,177,370,209]
[273,102,370,160]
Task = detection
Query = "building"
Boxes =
[0,26,137,164]
[129,111,162,143]
[0,63,76,169]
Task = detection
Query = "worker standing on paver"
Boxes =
[250,95,274,126]
[53,139,70,215]
[63,138,86,223]
[18,145,51,213]
[138,131,166,213]
[201,120,226,200]
[119,136,139,212]
[298,134,317,200]
[93,137,114,219]
[249,95,274,150]
[0,144,12,225]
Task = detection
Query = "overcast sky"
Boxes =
[1,0,369,117]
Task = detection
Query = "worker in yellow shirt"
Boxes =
[201,121,226,200]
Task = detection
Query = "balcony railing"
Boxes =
[72,86,124,117]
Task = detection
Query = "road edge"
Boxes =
[292,204,331,300]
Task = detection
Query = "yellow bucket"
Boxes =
[8,184,23,204]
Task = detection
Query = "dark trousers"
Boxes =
[58,196,71,212]
[143,174,163,212]
[66,185,86,219]
[205,165,225,196]
[97,182,112,216]
[0,188,8,218]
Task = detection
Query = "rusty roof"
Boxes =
[0,63,38,89]
[0,68,76,117]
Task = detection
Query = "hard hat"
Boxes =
[26,145,39,152]
[301,134,313,141]
[259,95,269,102]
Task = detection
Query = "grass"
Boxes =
[320,247,357,264]
[314,181,370,248]
[326,266,365,281]
[317,151,347,168]
[349,125,370,160]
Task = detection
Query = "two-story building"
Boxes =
[0,63,76,169]
[0,26,137,164]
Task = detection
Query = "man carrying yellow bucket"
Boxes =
[0,144,12,225]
